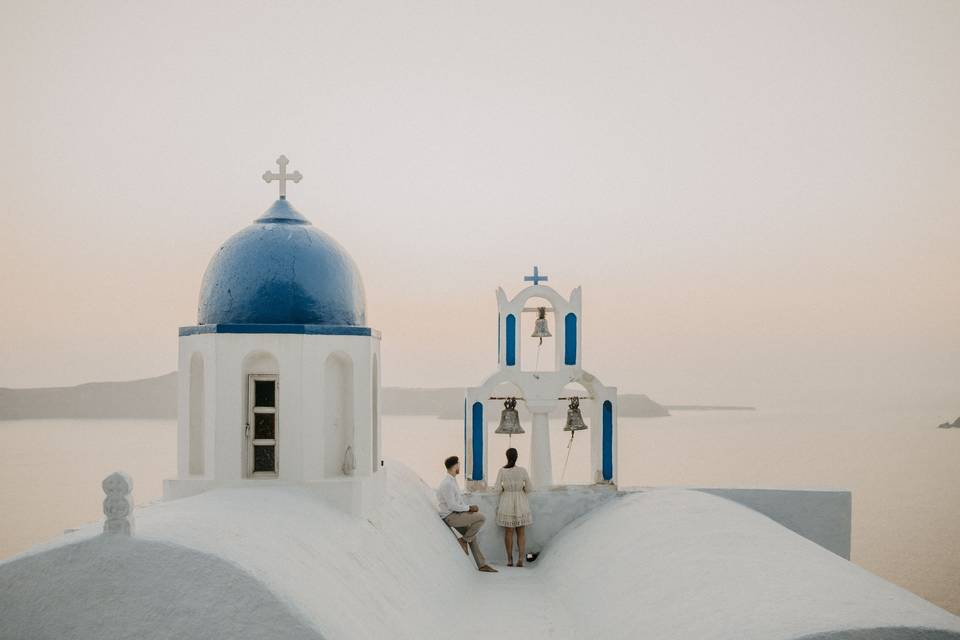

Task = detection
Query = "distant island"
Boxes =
[936,417,960,429]
[0,373,755,420]
[664,405,757,412]
[0,373,179,420]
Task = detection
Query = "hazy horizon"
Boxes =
[2,2,958,412]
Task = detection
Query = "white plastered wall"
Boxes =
[171,332,382,496]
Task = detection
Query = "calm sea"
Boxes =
[1,409,958,614]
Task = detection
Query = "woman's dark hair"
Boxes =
[504,448,518,469]
[444,455,459,470]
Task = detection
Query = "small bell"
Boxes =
[495,397,524,435]
[531,307,552,343]
[563,397,588,433]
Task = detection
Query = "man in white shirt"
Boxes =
[437,455,498,572]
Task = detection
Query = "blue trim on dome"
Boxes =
[180,324,380,337]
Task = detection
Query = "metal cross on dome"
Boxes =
[524,265,549,286]
[262,155,302,199]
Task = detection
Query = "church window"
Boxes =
[254,379,276,407]
[248,375,278,476]
[253,446,276,473]
[254,413,275,439]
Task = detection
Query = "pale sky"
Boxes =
[1,1,958,409]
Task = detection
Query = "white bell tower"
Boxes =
[464,267,619,490]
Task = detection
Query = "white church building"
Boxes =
[164,156,383,515]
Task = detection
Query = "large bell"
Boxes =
[563,397,588,433]
[495,397,524,435]
[531,307,552,340]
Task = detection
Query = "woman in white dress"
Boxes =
[492,447,533,567]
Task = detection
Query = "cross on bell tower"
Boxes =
[524,265,549,286]
[262,155,303,199]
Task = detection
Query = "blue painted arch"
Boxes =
[505,314,517,366]
[471,402,484,480]
[564,313,577,365]
[602,400,614,481]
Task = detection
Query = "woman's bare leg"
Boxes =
[516,526,526,566]
[504,527,515,565]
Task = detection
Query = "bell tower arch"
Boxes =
[465,267,618,490]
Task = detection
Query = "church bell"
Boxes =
[531,307,552,341]
[495,397,524,435]
[563,397,588,433]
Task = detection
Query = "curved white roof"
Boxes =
[2,464,959,640]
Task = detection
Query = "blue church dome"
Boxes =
[197,199,366,326]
